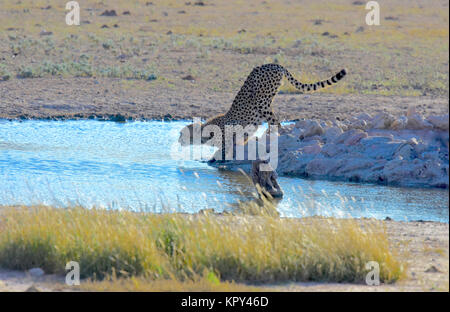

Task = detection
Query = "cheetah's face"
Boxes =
[178,123,215,146]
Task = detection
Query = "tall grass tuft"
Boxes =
[0,205,405,284]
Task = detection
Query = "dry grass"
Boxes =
[0,0,448,96]
[79,275,268,292]
[0,205,405,285]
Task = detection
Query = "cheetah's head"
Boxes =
[178,122,217,146]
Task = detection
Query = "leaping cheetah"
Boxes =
[179,63,347,159]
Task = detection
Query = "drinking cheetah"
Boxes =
[179,63,347,160]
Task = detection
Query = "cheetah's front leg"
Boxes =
[265,111,281,134]
[207,132,226,163]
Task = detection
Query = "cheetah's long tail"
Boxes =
[283,67,347,93]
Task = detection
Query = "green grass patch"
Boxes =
[16,61,157,80]
[0,64,12,81]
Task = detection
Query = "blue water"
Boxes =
[0,119,448,222]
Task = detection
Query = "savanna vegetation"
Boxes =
[0,205,405,290]
[0,0,448,96]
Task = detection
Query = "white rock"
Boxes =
[332,119,345,129]
[414,142,428,156]
[337,158,375,173]
[324,126,343,142]
[278,133,299,150]
[421,150,440,160]
[348,117,368,130]
[299,120,324,139]
[406,113,433,130]
[395,144,415,160]
[305,158,342,176]
[346,132,368,146]
[321,143,345,157]
[391,116,408,130]
[355,112,372,121]
[370,113,396,129]
[360,136,399,159]
[208,112,449,188]
[300,141,322,155]
[323,120,333,127]
[408,137,419,145]
[294,119,308,129]
[279,124,294,135]
[319,121,329,128]
[335,129,362,144]
[335,129,368,146]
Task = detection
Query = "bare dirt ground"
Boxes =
[0,77,448,121]
[0,0,448,123]
[0,220,448,292]
[2,1,448,90]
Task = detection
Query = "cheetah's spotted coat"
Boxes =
[179,64,347,159]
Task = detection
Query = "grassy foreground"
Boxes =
[79,275,268,292]
[0,205,405,287]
